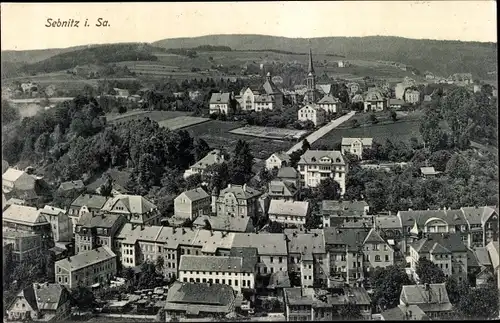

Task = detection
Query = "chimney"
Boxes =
[243,184,247,191]
[228,184,232,189]
[140,224,144,231]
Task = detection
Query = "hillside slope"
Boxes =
[153,34,498,79]
[1,45,89,64]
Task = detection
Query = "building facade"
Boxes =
[297,150,348,194]
[298,104,326,127]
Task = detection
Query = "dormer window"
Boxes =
[336,158,341,162]
[311,157,316,162]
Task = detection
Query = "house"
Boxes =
[380,304,429,320]
[267,180,298,201]
[239,73,283,112]
[420,166,441,178]
[388,98,406,109]
[399,283,453,319]
[265,152,290,171]
[364,90,387,112]
[362,228,395,271]
[461,206,498,247]
[192,214,255,233]
[163,282,236,320]
[261,72,284,109]
[5,283,71,322]
[284,229,329,287]
[283,287,372,321]
[3,229,42,262]
[57,180,85,193]
[179,254,257,293]
[397,208,470,255]
[405,90,420,103]
[39,205,72,242]
[268,200,309,228]
[209,92,232,115]
[277,167,301,189]
[395,82,413,100]
[297,150,348,194]
[86,169,132,195]
[341,137,373,160]
[2,204,52,238]
[101,194,160,226]
[68,194,109,230]
[409,233,469,282]
[317,95,340,113]
[298,104,326,127]
[174,187,211,221]
[321,200,371,228]
[74,212,126,254]
[189,90,202,101]
[215,184,263,218]
[2,167,38,195]
[232,233,288,276]
[183,149,225,179]
[54,246,117,289]
[337,60,350,68]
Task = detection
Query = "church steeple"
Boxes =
[308,47,315,74]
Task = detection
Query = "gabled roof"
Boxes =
[11,283,70,314]
[429,242,451,254]
[398,209,468,227]
[101,194,157,214]
[190,149,224,169]
[277,167,298,179]
[2,204,48,226]
[316,84,332,95]
[3,167,29,182]
[341,137,373,146]
[58,180,85,192]
[116,223,164,244]
[420,167,439,176]
[268,180,298,198]
[381,304,429,320]
[262,79,282,95]
[70,194,108,209]
[375,216,402,229]
[177,187,209,202]
[474,246,492,267]
[298,104,323,112]
[317,94,339,104]
[284,229,325,257]
[298,150,345,165]
[193,215,254,233]
[323,227,370,252]
[411,233,467,254]
[180,255,248,273]
[389,98,406,105]
[363,228,387,244]
[55,246,116,272]
[400,284,453,313]
[351,94,364,102]
[461,206,499,225]
[232,233,288,256]
[322,200,369,216]
[209,92,231,104]
[268,199,309,217]
[76,212,124,229]
[268,152,290,163]
[365,90,384,101]
[165,281,235,311]
[219,184,262,200]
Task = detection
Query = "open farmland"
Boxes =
[185,120,294,160]
[158,116,209,130]
[230,126,309,140]
[106,110,191,124]
[312,119,423,148]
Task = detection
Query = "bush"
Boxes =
[351,119,360,128]
[118,106,127,114]
[370,113,379,124]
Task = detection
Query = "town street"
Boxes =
[286,110,356,154]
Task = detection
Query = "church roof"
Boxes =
[308,48,315,74]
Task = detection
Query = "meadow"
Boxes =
[230,126,308,140]
[106,110,191,124]
[184,120,293,159]
[157,116,210,130]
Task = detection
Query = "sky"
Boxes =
[1,1,497,51]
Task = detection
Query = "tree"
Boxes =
[267,221,284,233]
[289,150,303,168]
[318,178,341,200]
[429,150,452,172]
[371,265,413,310]
[228,140,254,184]
[446,153,471,181]
[415,257,445,284]
[99,174,113,197]
[155,256,165,273]
[457,283,498,319]
[338,302,362,320]
[301,139,311,151]
[351,119,360,128]
[369,113,379,124]
[1,100,20,125]
[70,286,95,314]
[184,173,203,190]
[118,105,127,114]
[445,276,469,305]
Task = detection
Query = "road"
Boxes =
[286,111,356,154]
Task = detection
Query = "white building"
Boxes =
[298,104,326,126]
[39,205,72,242]
[239,73,283,111]
[268,200,309,228]
[405,90,420,104]
[317,95,340,113]
[364,90,387,112]
[54,246,117,289]
[265,152,291,171]
[297,150,348,194]
[179,255,256,293]
[183,149,225,179]
[341,137,373,160]
[209,92,232,115]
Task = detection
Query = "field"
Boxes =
[184,120,294,159]
[157,116,210,130]
[106,110,191,124]
[230,126,308,140]
[312,118,423,148]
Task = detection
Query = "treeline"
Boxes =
[193,45,232,52]
[20,44,159,74]
[165,48,198,58]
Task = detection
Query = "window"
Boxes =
[243,280,246,287]
[279,257,283,263]
[385,255,389,262]
[375,255,381,262]
[222,279,226,284]
[216,279,220,284]
[270,257,274,263]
